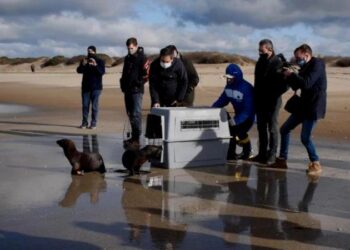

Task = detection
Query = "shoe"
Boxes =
[79,124,87,129]
[307,161,322,175]
[88,126,97,130]
[266,154,276,165]
[249,154,267,164]
[238,151,254,160]
[268,157,288,169]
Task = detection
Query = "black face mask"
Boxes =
[259,53,269,60]
[88,53,96,59]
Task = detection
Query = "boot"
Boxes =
[238,136,253,160]
[227,138,238,161]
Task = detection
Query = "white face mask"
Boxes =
[128,47,137,55]
[160,61,172,69]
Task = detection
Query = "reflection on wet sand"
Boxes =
[122,177,187,249]
[59,172,106,207]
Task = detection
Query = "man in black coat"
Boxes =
[149,47,188,107]
[120,37,149,146]
[252,39,287,164]
[166,45,199,106]
[77,45,105,129]
[272,44,327,175]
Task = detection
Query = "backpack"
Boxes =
[142,57,151,83]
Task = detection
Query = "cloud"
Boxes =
[159,0,350,28]
[0,1,349,57]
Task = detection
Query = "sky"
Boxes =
[0,0,349,59]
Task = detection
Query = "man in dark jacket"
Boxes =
[77,45,105,129]
[252,39,287,164]
[149,47,188,107]
[271,44,327,175]
[166,45,199,106]
[120,37,149,146]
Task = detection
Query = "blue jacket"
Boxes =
[77,56,105,92]
[212,68,255,125]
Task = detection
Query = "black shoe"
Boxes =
[238,151,254,160]
[249,154,267,164]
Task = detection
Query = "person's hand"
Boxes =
[88,58,97,66]
[153,103,160,108]
[283,68,293,78]
[81,58,88,66]
[228,118,236,127]
[170,100,177,107]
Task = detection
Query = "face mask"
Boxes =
[297,59,306,67]
[259,53,269,60]
[160,61,172,69]
[128,48,137,55]
[226,78,235,85]
[88,53,96,59]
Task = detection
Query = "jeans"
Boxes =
[124,92,143,140]
[82,90,101,127]
[256,98,282,158]
[279,114,319,162]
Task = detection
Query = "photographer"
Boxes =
[271,44,327,175]
[77,45,105,129]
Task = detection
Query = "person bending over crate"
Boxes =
[212,64,255,160]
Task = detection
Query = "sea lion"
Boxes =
[57,138,106,175]
[122,145,162,175]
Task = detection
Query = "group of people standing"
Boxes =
[76,37,327,175]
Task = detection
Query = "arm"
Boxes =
[94,59,105,75]
[119,58,127,92]
[212,90,229,108]
[233,85,254,125]
[289,59,324,90]
[149,65,160,105]
[184,58,199,89]
[175,61,188,102]
[76,62,86,74]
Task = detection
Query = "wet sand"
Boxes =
[1,65,350,249]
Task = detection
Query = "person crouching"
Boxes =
[212,64,255,160]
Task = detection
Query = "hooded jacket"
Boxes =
[77,55,105,92]
[212,65,255,125]
[120,47,148,94]
[149,57,188,106]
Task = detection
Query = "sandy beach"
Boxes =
[0,64,349,140]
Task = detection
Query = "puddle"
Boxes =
[0,134,350,249]
[0,104,34,115]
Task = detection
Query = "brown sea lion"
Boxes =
[122,145,162,175]
[57,138,106,175]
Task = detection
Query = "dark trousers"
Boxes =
[228,118,254,158]
[182,89,195,107]
[256,98,282,159]
[82,90,101,127]
[125,92,143,140]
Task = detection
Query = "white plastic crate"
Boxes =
[146,107,231,168]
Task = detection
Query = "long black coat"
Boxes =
[149,57,188,106]
[254,54,287,112]
[120,47,148,94]
[288,57,327,120]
